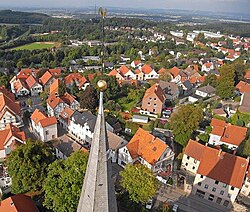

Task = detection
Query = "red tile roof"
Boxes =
[31,109,57,127]
[0,124,25,150]
[64,73,84,85]
[108,69,118,76]
[17,69,33,80]
[49,78,59,95]
[143,83,166,103]
[49,68,62,77]
[0,91,21,118]
[40,71,53,86]
[211,118,226,128]
[236,81,250,93]
[197,147,248,188]
[141,64,153,74]
[25,75,38,89]
[244,70,250,79]
[184,139,205,160]
[169,66,180,78]
[158,67,167,74]
[119,65,130,75]
[0,194,39,212]
[127,128,168,165]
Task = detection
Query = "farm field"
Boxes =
[13,42,60,50]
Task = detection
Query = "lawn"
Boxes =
[13,42,60,50]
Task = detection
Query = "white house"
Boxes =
[118,128,175,174]
[141,64,159,80]
[31,109,57,142]
[195,85,216,98]
[182,139,249,209]
[201,62,214,73]
[0,124,26,159]
[25,75,43,96]
[208,118,247,150]
[0,88,23,130]
[68,111,113,145]
[10,77,30,97]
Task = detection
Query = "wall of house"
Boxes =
[208,134,221,146]
[181,154,200,174]
[144,70,159,80]
[142,93,163,114]
[118,146,134,167]
[0,111,18,130]
[42,124,57,142]
[30,83,43,96]
[16,87,30,97]
[193,174,240,208]
[240,177,250,197]
[195,90,208,98]
[68,121,93,143]
[0,149,6,159]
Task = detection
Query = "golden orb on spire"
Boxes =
[97,80,107,91]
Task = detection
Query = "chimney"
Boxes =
[218,149,222,157]
[232,150,237,155]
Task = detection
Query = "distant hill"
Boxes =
[0,10,50,24]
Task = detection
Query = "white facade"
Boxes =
[0,110,22,130]
[208,134,238,150]
[181,154,200,175]
[193,174,239,208]
[240,176,250,197]
[195,89,211,98]
[143,70,159,80]
[30,82,43,96]
[31,120,57,142]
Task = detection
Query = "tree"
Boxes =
[232,59,247,84]
[120,164,158,204]
[216,64,235,99]
[0,74,9,87]
[58,79,67,97]
[43,151,88,212]
[159,72,172,82]
[27,98,32,107]
[170,105,203,146]
[201,74,217,88]
[7,140,55,194]
[70,81,79,97]
[80,85,98,111]
[238,138,250,157]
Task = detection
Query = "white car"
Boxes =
[172,204,179,212]
[145,199,153,210]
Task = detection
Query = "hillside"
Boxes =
[0,10,50,24]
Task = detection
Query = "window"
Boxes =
[216,197,222,204]
[208,194,214,201]
[215,180,219,185]
[212,187,216,192]
[45,130,49,135]
[223,184,227,188]
[185,163,188,166]
[198,182,202,186]
[154,98,156,101]
[223,200,229,207]
[148,102,150,105]
[205,184,209,189]
[200,175,203,179]
[192,166,195,170]
[228,194,231,198]
[220,191,224,195]
[194,159,197,164]
[231,186,234,191]
[246,185,249,188]
[187,156,190,160]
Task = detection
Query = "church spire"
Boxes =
[77,80,118,212]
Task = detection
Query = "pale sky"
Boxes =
[0,0,250,14]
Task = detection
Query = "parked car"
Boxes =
[145,199,154,210]
[172,204,179,212]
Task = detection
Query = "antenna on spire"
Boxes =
[99,7,107,74]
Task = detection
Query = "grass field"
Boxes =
[13,42,60,50]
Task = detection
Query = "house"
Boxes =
[159,81,180,101]
[208,118,247,150]
[179,80,193,96]
[236,81,250,94]
[132,115,149,124]
[25,75,43,96]
[47,92,80,117]
[31,109,57,142]
[107,131,127,163]
[68,110,113,145]
[212,108,227,118]
[131,60,142,68]
[195,85,216,98]
[65,73,89,90]
[0,194,39,212]
[0,88,23,129]
[0,124,26,159]
[118,65,136,80]
[182,139,249,208]
[49,68,62,77]
[134,69,144,81]
[239,93,250,114]
[39,70,55,88]
[141,64,159,80]
[118,128,175,174]
[141,83,166,115]
[108,69,125,81]
[49,78,60,95]
[240,167,250,197]
[244,69,250,83]
[10,77,30,97]
[201,62,214,73]
[58,106,74,130]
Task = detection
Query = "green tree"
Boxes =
[232,59,247,83]
[43,151,88,212]
[27,98,32,107]
[80,85,98,111]
[7,140,55,194]
[170,105,203,146]
[216,64,235,99]
[0,75,9,87]
[201,74,217,88]
[58,79,67,97]
[70,81,79,97]
[120,164,158,204]
[238,138,250,157]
